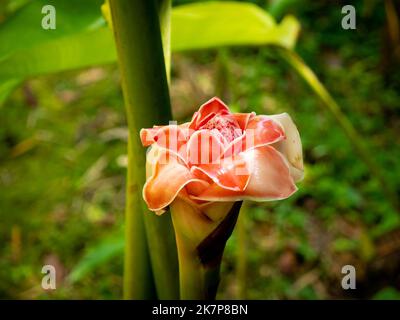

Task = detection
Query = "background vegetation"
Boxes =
[1,0,400,299]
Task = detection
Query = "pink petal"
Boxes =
[140,126,164,146]
[143,150,204,212]
[192,146,297,202]
[270,113,304,181]
[245,115,286,147]
[191,152,251,192]
[231,112,256,130]
[189,97,230,129]
[186,129,226,166]
[224,116,285,158]
[141,125,190,156]
[184,179,210,197]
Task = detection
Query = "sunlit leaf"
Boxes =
[171,2,299,51]
[0,1,300,103]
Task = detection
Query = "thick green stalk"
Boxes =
[123,140,155,299]
[109,0,178,299]
[278,48,399,212]
[215,49,230,101]
[157,0,172,80]
[171,214,222,300]
[176,236,206,300]
[148,0,179,300]
[174,235,220,300]
[169,199,220,300]
[171,200,242,299]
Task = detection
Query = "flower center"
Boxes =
[200,115,242,142]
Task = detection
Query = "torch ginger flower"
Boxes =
[141,97,303,214]
[141,97,303,299]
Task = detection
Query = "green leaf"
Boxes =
[0,27,115,81]
[68,231,124,284]
[0,0,105,58]
[0,1,300,102]
[0,0,107,105]
[171,2,300,51]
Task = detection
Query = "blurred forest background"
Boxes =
[1,0,400,299]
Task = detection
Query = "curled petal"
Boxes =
[189,97,230,129]
[140,126,164,146]
[140,125,190,152]
[193,146,297,202]
[224,116,285,158]
[186,129,226,166]
[242,146,297,199]
[191,153,250,192]
[184,179,210,197]
[155,125,189,152]
[143,150,203,212]
[231,112,256,130]
[270,113,304,181]
[245,115,286,147]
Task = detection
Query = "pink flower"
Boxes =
[140,97,303,214]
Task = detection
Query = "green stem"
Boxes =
[177,239,203,299]
[174,235,219,300]
[109,0,178,299]
[278,48,399,212]
[215,49,230,101]
[157,0,172,80]
[171,200,242,299]
[123,140,156,299]
[170,200,220,300]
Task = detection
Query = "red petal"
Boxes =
[189,97,230,129]
[192,146,297,201]
[143,150,203,212]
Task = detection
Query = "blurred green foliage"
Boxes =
[1,0,400,299]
